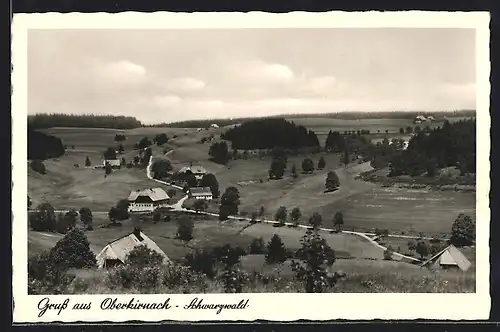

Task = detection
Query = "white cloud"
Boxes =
[227,60,294,84]
[95,60,147,84]
[150,95,183,108]
[162,77,206,92]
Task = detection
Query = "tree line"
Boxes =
[28,128,65,160]
[389,119,476,177]
[220,118,320,150]
[28,113,142,129]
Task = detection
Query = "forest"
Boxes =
[220,118,320,150]
[28,128,65,160]
[28,113,142,129]
[389,119,476,176]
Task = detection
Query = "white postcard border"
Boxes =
[12,11,491,322]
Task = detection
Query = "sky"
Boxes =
[28,28,476,124]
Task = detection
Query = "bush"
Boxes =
[184,249,217,278]
[30,160,46,174]
[416,241,429,259]
[193,199,208,213]
[265,234,288,264]
[152,211,161,222]
[220,267,249,293]
[176,216,194,242]
[383,247,393,260]
[450,213,475,247]
[56,213,70,234]
[30,203,57,232]
[292,228,336,293]
[249,237,266,254]
[289,207,302,224]
[308,212,323,229]
[79,207,93,230]
[125,245,165,268]
[274,206,287,223]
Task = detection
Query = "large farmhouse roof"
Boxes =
[104,159,121,166]
[190,187,212,196]
[128,187,169,202]
[96,229,171,268]
[420,244,472,272]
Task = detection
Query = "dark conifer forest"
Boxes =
[220,118,320,150]
[28,128,65,160]
[389,119,476,176]
[28,113,142,129]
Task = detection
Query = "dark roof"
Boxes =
[190,187,212,196]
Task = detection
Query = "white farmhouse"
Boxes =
[179,165,207,181]
[103,159,121,168]
[189,187,213,200]
[127,187,170,212]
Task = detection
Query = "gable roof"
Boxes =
[190,187,212,196]
[128,188,169,202]
[420,244,472,271]
[178,165,207,174]
[96,230,171,268]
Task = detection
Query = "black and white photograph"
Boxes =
[12,11,490,322]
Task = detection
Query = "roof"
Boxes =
[421,244,472,271]
[210,123,219,128]
[178,165,207,174]
[104,159,121,166]
[128,188,169,202]
[190,187,212,196]
[415,115,427,120]
[96,231,171,268]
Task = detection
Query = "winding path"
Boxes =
[146,152,423,263]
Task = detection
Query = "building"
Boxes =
[103,159,121,168]
[427,116,435,121]
[96,228,171,269]
[178,165,207,181]
[210,123,219,129]
[420,244,472,272]
[189,187,213,200]
[128,187,170,212]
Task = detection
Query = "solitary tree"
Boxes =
[29,203,56,232]
[269,159,286,179]
[79,207,93,230]
[333,211,344,232]
[317,156,326,170]
[301,158,314,174]
[291,228,335,293]
[308,212,323,229]
[219,205,230,221]
[289,207,302,226]
[450,213,475,247]
[220,186,240,216]
[274,206,288,225]
[249,237,266,254]
[85,156,91,167]
[105,163,112,175]
[177,216,194,242]
[48,228,97,271]
[118,144,124,154]
[291,164,298,178]
[265,234,288,264]
[325,171,340,192]
[415,241,429,259]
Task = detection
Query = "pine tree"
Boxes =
[317,156,326,170]
[85,156,91,167]
[265,234,288,264]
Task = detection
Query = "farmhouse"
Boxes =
[414,115,427,124]
[103,159,121,168]
[210,123,219,129]
[189,187,213,200]
[128,187,170,212]
[420,244,472,272]
[427,115,435,121]
[96,227,171,269]
[179,165,207,180]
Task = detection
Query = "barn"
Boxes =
[96,228,171,269]
[420,244,472,272]
[128,187,170,212]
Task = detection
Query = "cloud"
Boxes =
[161,77,206,92]
[226,60,294,84]
[95,60,147,84]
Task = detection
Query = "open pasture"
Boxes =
[320,186,476,237]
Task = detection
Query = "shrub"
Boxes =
[301,158,314,173]
[220,267,249,293]
[30,160,46,174]
[265,234,288,265]
[30,203,57,232]
[289,207,302,224]
[332,212,344,232]
[249,237,266,254]
[258,206,265,217]
[212,244,247,268]
[79,207,93,230]
[292,228,336,293]
[218,205,230,221]
[193,199,208,213]
[407,240,417,251]
[325,171,340,192]
[176,216,194,242]
[450,213,475,247]
[105,163,112,175]
[383,246,393,260]
[85,156,91,167]
[317,156,326,170]
[184,249,217,279]
[56,213,71,234]
[125,245,165,268]
[308,212,323,229]
[152,211,161,222]
[274,206,287,224]
[416,241,429,259]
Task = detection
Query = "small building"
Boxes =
[128,187,170,212]
[210,123,219,129]
[427,116,435,121]
[96,228,171,269]
[103,159,121,168]
[420,244,472,272]
[189,187,213,200]
[414,115,427,124]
